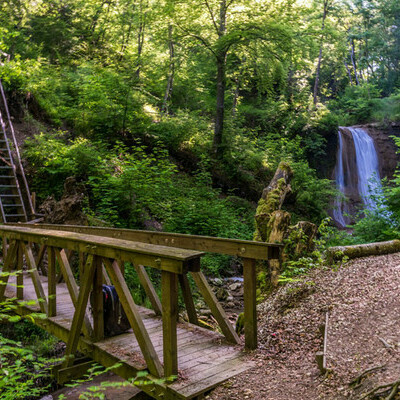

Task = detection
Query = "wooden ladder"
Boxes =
[0,80,34,223]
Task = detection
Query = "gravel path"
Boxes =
[207,253,400,400]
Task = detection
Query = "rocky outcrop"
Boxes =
[40,177,88,225]
[362,123,400,180]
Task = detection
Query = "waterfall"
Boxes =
[349,127,382,210]
[333,127,382,227]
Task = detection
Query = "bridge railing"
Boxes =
[0,223,282,378]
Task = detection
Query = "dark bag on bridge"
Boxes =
[91,285,130,337]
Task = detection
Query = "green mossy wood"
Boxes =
[254,162,318,287]
[254,161,293,243]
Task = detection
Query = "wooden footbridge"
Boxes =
[0,223,281,399]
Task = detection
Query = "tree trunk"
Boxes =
[350,39,360,85]
[267,210,291,286]
[254,161,293,242]
[162,24,175,114]
[136,1,146,80]
[313,0,329,106]
[231,77,240,117]
[213,54,227,157]
[344,59,353,85]
[327,240,400,262]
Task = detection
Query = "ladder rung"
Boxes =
[0,175,13,178]
[2,204,22,207]
[4,214,25,217]
[0,194,19,197]
[0,185,17,188]
[0,166,12,169]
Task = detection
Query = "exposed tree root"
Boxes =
[350,365,386,387]
[358,378,400,400]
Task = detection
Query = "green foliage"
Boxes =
[329,85,400,125]
[0,334,53,400]
[0,289,57,400]
[280,218,338,282]
[24,133,108,199]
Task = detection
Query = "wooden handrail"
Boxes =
[0,225,203,274]
[8,223,282,259]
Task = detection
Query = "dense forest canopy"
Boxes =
[0,0,399,247]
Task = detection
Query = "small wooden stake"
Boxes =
[315,351,325,374]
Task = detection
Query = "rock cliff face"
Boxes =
[361,123,400,180]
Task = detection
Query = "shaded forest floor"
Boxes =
[208,253,400,400]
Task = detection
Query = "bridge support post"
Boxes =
[243,257,257,350]
[162,270,178,377]
[92,255,104,341]
[48,247,56,317]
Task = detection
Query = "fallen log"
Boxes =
[327,240,400,262]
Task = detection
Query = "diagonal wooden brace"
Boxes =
[0,240,18,300]
[103,258,163,378]
[21,242,48,315]
[63,254,96,367]
[55,248,93,338]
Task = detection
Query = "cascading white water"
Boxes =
[349,127,382,210]
[333,126,383,227]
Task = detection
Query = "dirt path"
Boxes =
[207,253,400,400]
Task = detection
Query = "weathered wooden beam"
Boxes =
[48,246,56,317]
[134,264,162,316]
[21,242,48,315]
[35,244,47,275]
[191,271,240,345]
[102,264,112,285]
[55,358,95,384]
[92,256,104,342]
[55,248,93,338]
[64,255,96,367]
[162,270,178,377]
[243,257,257,350]
[2,235,7,258]
[16,242,23,300]
[0,225,203,274]
[0,240,17,300]
[11,223,282,260]
[103,258,163,378]
[178,274,198,325]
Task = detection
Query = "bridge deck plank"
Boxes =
[3,270,254,399]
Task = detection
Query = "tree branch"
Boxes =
[203,0,219,34]
[175,22,217,57]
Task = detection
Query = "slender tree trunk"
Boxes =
[313,0,329,106]
[344,59,353,85]
[162,24,175,114]
[118,21,132,62]
[213,53,227,156]
[231,77,240,117]
[136,1,146,80]
[212,0,227,158]
[350,39,360,85]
